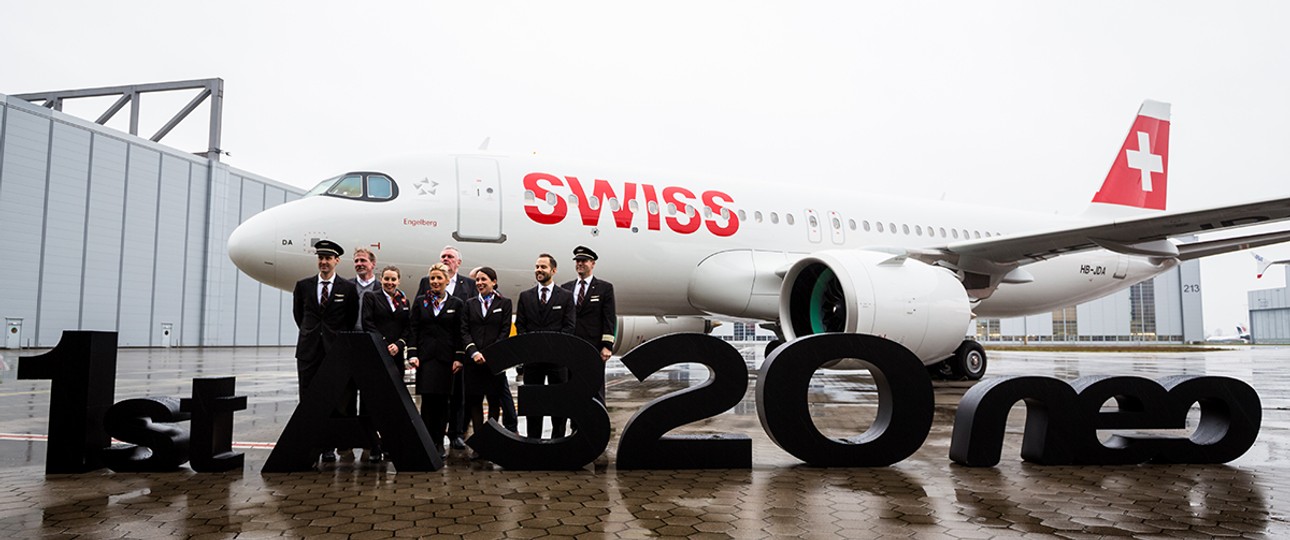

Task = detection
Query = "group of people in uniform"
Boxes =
[291,240,617,463]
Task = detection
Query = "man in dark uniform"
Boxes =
[347,247,379,461]
[561,246,617,403]
[515,253,576,439]
[291,239,360,463]
[415,246,474,450]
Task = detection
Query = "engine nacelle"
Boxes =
[613,316,715,356]
[780,250,971,365]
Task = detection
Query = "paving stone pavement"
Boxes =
[0,344,1287,538]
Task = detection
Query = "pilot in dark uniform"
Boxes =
[291,239,360,463]
[515,253,576,439]
[560,245,617,402]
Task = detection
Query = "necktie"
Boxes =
[320,281,330,305]
[577,280,587,306]
[432,293,442,312]
[483,294,492,316]
[540,287,548,304]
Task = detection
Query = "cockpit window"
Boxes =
[305,172,400,202]
[327,175,365,198]
[367,175,393,199]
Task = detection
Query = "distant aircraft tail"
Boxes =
[1088,100,1171,211]
[1254,252,1290,278]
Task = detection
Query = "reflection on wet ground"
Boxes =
[0,344,1287,537]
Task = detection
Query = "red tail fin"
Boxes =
[1090,100,1171,210]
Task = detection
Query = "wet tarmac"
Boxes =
[0,343,1288,538]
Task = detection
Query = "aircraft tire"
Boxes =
[765,340,784,359]
[949,341,987,381]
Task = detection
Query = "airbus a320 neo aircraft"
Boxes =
[229,101,1290,379]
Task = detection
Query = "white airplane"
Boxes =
[1205,324,1251,344]
[229,100,1290,380]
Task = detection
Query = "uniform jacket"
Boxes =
[361,289,411,361]
[460,293,513,394]
[292,275,360,385]
[408,293,465,395]
[515,284,575,335]
[561,276,617,351]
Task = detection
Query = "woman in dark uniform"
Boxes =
[408,263,466,458]
[460,267,515,449]
[359,265,411,463]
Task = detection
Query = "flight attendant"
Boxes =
[460,267,516,452]
[359,265,411,463]
[408,263,466,458]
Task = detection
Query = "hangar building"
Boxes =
[1,81,302,348]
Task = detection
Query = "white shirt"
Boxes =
[446,274,458,297]
[574,276,593,305]
[316,274,335,303]
[356,275,376,290]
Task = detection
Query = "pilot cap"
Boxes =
[572,245,598,261]
[314,239,344,257]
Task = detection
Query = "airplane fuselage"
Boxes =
[229,154,1171,322]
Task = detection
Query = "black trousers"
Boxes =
[488,373,518,430]
[418,393,450,451]
[522,363,568,438]
[446,371,466,438]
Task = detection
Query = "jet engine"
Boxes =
[612,316,716,356]
[779,250,972,365]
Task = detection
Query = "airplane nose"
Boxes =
[228,210,278,285]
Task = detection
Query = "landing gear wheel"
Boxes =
[765,339,784,358]
[949,341,987,381]
[927,360,955,380]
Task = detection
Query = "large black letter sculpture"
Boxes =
[616,333,751,469]
[466,332,610,470]
[182,377,247,472]
[947,376,1080,467]
[102,396,191,472]
[264,332,439,472]
[17,331,117,473]
[949,374,1261,467]
[757,333,934,467]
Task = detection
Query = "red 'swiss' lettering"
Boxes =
[662,186,701,234]
[642,183,661,231]
[564,176,638,228]
[522,172,739,236]
[523,173,567,225]
[702,190,738,237]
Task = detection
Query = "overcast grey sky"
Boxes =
[4,1,1289,335]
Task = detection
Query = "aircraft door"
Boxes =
[455,156,506,242]
[805,209,823,243]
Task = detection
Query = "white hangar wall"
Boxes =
[0,92,302,348]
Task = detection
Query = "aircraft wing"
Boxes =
[940,195,1290,265]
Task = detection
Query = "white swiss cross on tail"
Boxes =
[1125,131,1163,192]
[1090,100,1171,211]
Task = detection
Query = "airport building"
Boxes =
[0,82,302,349]
[4,80,1209,350]
[1249,266,1290,344]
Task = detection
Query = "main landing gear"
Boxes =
[928,340,987,381]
